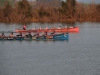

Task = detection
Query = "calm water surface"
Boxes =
[0,22,100,75]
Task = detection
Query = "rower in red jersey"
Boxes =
[23,25,27,30]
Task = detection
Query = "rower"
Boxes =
[70,26,74,28]
[28,32,32,38]
[45,27,48,30]
[23,25,27,30]
[26,32,32,38]
[44,32,47,36]
[9,32,14,38]
[65,26,68,29]
[0,33,6,38]
[39,27,42,30]
[51,27,55,30]
[34,27,37,30]
[32,27,36,30]
[57,26,61,29]
[50,31,55,36]
[36,32,39,37]
[16,32,22,37]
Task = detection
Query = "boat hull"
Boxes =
[0,33,69,41]
[15,27,79,33]
[53,33,69,40]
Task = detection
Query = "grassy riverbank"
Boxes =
[0,0,100,23]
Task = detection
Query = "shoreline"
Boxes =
[0,18,100,24]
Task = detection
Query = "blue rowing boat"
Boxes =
[0,33,69,41]
[0,37,24,40]
[53,33,69,40]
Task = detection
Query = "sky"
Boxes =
[76,0,100,4]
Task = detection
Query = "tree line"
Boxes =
[0,0,100,23]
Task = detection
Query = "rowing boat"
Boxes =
[15,27,79,33]
[0,33,69,41]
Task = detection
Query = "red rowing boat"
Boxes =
[15,27,79,33]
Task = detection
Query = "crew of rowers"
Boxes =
[0,31,55,38]
[23,25,74,30]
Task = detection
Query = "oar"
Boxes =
[0,31,16,33]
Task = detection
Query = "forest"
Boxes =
[0,0,100,23]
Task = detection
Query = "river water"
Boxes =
[0,22,100,75]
